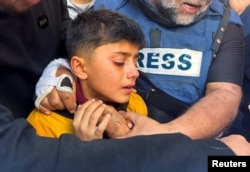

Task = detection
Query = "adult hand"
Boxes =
[219,134,250,155]
[119,111,168,138]
[38,66,77,114]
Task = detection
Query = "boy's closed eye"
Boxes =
[114,61,125,66]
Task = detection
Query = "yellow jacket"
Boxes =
[27,92,147,138]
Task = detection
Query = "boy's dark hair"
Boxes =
[66,9,145,58]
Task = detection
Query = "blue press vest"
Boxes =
[94,0,241,104]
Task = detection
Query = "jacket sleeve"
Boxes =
[0,105,234,172]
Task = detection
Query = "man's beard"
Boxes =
[156,1,209,26]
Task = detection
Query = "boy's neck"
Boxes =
[76,80,119,107]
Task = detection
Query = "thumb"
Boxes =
[119,110,133,120]
[119,111,138,127]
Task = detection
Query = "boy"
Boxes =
[27,9,147,141]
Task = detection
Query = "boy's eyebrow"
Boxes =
[112,51,139,58]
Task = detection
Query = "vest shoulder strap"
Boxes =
[212,7,231,58]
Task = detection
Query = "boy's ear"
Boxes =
[70,56,88,79]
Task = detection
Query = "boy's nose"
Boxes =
[128,66,139,79]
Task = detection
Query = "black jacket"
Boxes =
[0,0,70,118]
[0,104,234,172]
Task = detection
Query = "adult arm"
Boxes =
[163,82,242,139]
[123,23,244,139]
[37,0,95,114]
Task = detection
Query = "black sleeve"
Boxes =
[0,104,235,172]
[58,0,72,58]
[207,23,244,86]
[244,35,250,80]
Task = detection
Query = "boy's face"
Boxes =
[77,40,139,104]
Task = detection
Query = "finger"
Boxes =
[86,101,106,127]
[95,113,111,137]
[119,111,135,128]
[94,127,103,138]
[73,100,106,140]
[38,104,52,115]
[75,100,104,128]
[119,111,135,121]
[58,75,77,113]
[73,99,95,126]
[46,88,65,110]
[97,113,111,134]
[39,97,56,114]
[55,66,77,113]
[73,102,97,140]
[126,120,134,129]
[58,91,77,113]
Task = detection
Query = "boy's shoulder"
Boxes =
[127,92,148,116]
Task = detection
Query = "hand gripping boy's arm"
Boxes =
[34,58,77,114]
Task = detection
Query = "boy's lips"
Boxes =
[122,84,135,94]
